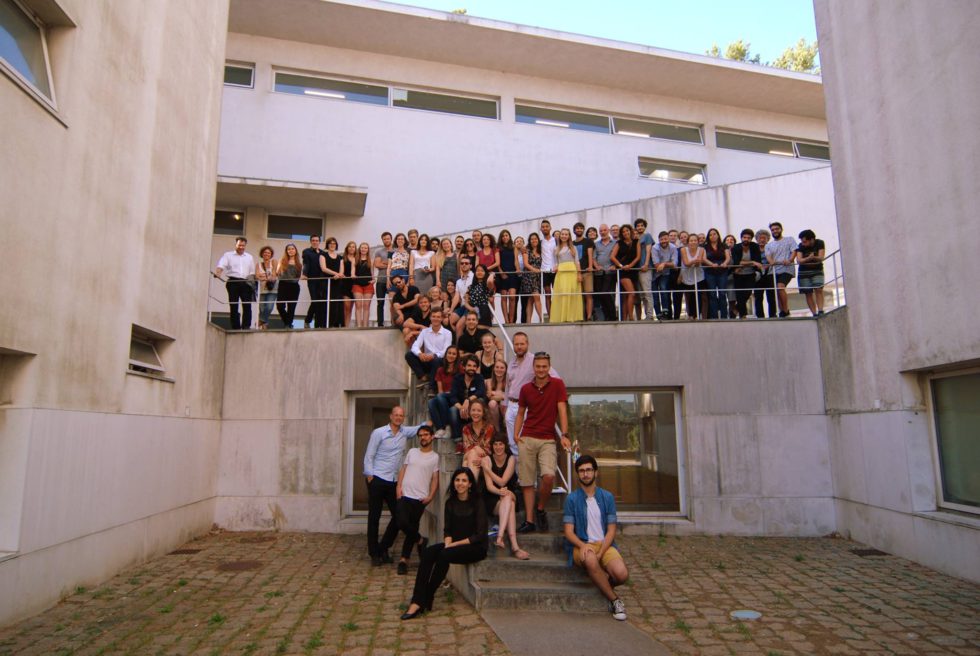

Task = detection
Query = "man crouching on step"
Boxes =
[563,454,630,621]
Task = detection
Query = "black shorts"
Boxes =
[775,273,794,286]
[543,272,556,287]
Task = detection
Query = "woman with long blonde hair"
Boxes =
[549,228,583,323]
[352,242,374,328]
[277,243,302,328]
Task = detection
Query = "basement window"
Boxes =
[128,326,173,381]
[638,157,706,184]
[930,370,980,513]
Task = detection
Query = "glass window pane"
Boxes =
[392,87,497,119]
[214,210,245,236]
[613,117,702,144]
[224,64,253,88]
[0,0,51,98]
[129,340,163,373]
[267,215,322,241]
[516,104,610,133]
[568,391,680,512]
[274,72,388,106]
[932,373,980,508]
[796,142,831,160]
[716,131,795,156]
[638,158,705,184]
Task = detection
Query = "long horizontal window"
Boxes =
[275,72,388,105]
[638,157,705,184]
[0,0,53,100]
[392,88,497,119]
[516,104,610,133]
[717,130,830,161]
[612,117,703,144]
[267,214,322,241]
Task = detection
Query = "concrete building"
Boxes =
[0,0,976,630]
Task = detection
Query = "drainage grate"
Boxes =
[169,548,203,555]
[851,548,889,557]
[217,560,263,572]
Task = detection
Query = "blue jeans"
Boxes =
[428,393,461,437]
[653,274,672,317]
[703,270,729,319]
[259,291,277,325]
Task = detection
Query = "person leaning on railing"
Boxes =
[730,229,764,319]
[795,229,827,316]
[679,233,707,320]
[255,245,279,330]
[276,243,302,329]
[214,236,255,331]
[611,225,641,321]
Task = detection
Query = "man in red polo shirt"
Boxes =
[514,352,572,533]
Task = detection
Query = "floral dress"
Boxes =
[521,252,542,293]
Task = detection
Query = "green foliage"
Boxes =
[304,631,324,651]
[705,39,760,64]
[208,612,225,625]
[772,38,820,74]
[451,8,467,14]
[674,619,691,634]
[341,621,358,631]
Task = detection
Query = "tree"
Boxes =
[772,38,820,74]
[705,39,761,64]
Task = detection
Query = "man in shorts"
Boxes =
[795,229,826,316]
[572,222,595,321]
[764,221,798,318]
[563,454,629,621]
[514,352,571,533]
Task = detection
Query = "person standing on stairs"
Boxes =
[514,351,571,534]
[394,425,440,575]
[563,454,630,621]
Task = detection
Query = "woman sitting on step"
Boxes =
[401,467,487,619]
[482,435,530,560]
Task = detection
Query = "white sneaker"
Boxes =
[434,428,447,438]
[610,598,627,621]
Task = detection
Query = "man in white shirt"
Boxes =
[452,258,475,336]
[394,425,440,575]
[404,309,452,389]
[539,220,558,315]
[215,237,256,330]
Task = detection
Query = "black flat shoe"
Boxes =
[400,606,424,620]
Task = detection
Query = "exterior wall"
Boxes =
[0,0,230,626]
[814,0,980,582]
[214,329,410,532]
[217,32,829,243]
[213,322,834,538]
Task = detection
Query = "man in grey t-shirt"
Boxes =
[373,232,393,326]
[763,222,797,318]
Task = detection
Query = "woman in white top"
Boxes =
[409,233,435,294]
[679,233,707,320]
[256,245,279,330]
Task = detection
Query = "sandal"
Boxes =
[494,539,505,549]
[512,548,530,560]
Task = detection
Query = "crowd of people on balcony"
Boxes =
[214,219,828,331]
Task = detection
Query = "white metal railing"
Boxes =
[208,249,845,328]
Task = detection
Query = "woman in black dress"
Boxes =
[402,467,487,619]
[611,225,641,321]
[318,237,345,328]
[482,436,529,560]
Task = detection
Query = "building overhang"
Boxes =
[228,0,826,120]
[216,176,368,216]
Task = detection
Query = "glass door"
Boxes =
[346,394,404,515]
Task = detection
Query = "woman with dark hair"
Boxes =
[319,237,346,328]
[520,232,543,323]
[703,228,731,319]
[485,358,508,433]
[723,234,738,318]
[277,243,302,329]
[256,245,279,330]
[341,241,357,326]
[496,230,518,323]
[481,435,528,559]
[428,345,460,438]
[461,398,494,474]
[462,238,478,264]
[410,233,435,294]
[476,233,499,273]
[401,467,487,619]
[611,225,641,321]
[464,263,494,328]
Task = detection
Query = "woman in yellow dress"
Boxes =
[549,228,583,323]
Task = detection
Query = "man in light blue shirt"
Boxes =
[363,406,428,566]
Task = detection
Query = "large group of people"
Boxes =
[364,333,632,623]
[214,220,829,330]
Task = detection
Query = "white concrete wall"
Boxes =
[814,0,980,582]
[217,33,829,242]
[0,0,230,626]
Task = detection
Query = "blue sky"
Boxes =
[387,0,817,64]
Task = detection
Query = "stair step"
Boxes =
[489,531,565,554]
[473,580,609,612]
[471,555,583,583]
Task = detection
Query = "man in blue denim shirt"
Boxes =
[364,406,429,566]
[563,454,630,621]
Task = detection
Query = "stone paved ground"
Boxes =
[0,531,977,655]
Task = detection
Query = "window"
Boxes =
[796,141,831,161]
[224,63,254,88]
[392,87,497,119]
[567,390,684,513]
[128,326,173,381]
[274,72,388,106]
[267,214,322,241]
[717,129,831,161]
[638,157,706,184]
[214,209,245,236]
[516,104,610,133]
[930,371,980,512]
[0,0,53,100]
[612,117,703,144]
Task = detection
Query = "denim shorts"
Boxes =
[798,271,824,293]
